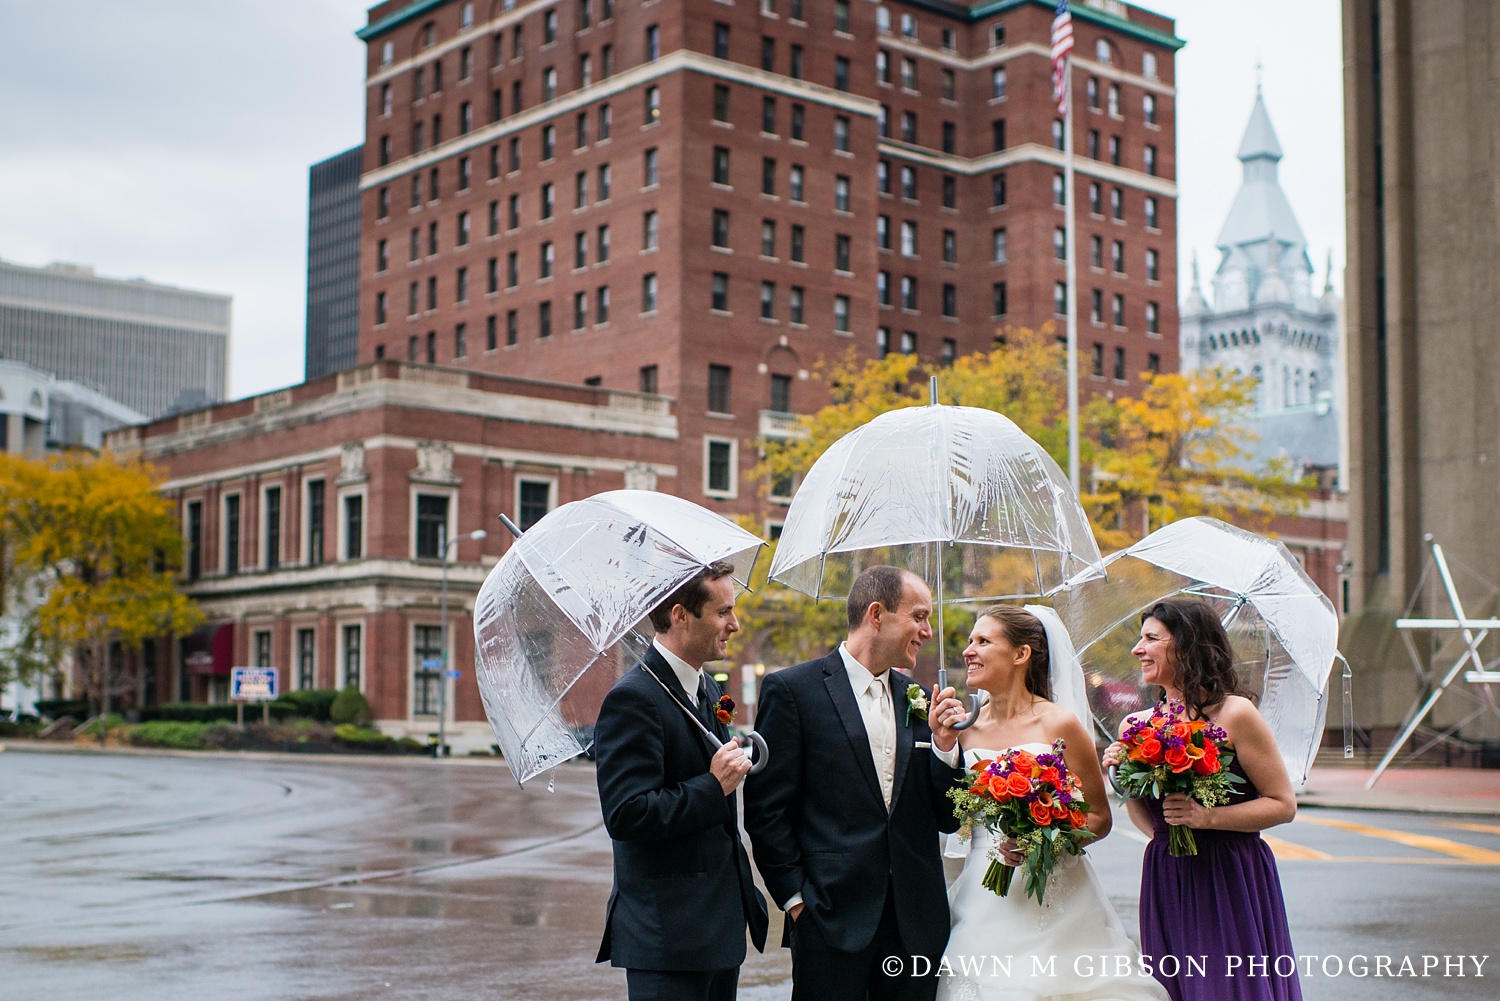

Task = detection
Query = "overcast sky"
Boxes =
[0,0,1343,401]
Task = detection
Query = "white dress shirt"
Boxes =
[839,643,896,810]
[653,638,702,707]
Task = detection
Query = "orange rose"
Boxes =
[1038,766,1062,787]
[1171,722,1190,740]
[1006,773,1032,797]
[1135,737,1164,764]
[1029,800,1053,825]
[1068,809,1087,828]
[987,774,1013,801]
[1050,801,1068,819]
[1192,745,1221,776]
[1011,750,1037,771]
[1165,747,1191,773]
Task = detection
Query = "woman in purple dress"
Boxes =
[1103,598,1303,1001]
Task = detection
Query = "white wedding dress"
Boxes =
[935,744,1168,1001]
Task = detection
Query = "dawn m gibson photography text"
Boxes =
[884,953,1491,980]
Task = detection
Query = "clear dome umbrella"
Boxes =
[1053,516,1342,791]
[769,380,1106,727]
[474,490,766,786]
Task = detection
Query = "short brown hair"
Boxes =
[847,565,918,631]
[649,560,736,633]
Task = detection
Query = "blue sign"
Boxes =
[445,670,462,680]
[231,667,279,701]
[422,657,445,670]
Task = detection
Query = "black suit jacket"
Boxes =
[743,649,964,958]
[594,645,769,970]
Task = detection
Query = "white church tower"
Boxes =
[1180,87,1341,477]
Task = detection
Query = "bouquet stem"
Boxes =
[982,859,1015,896]
[1168,823,1198,857]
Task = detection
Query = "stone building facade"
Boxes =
[105,360,676,751]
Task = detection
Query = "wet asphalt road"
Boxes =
[2,747,1496,1000]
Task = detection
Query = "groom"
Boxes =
[593,561,769,1001]
[744,565,966,1001]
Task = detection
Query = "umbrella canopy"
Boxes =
[474,490,764,786]
[1054,517,1339,790]
[769,404,1104,603]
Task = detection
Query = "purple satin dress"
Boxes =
[1137,756,1303,1001]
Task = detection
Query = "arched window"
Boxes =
[1095,38,1113,64]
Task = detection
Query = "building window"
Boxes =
[1052,119,1064,151]
[185,500,203,580]
[761,281,776,319]
[506,251,519,288]
[1053,282,1068,316]
[834,294,851,331]
[790,102,804,140]
[761,156,778,195]
[1143,51,1159,79]
[900,330,917,354]
[506,309,518,344]
[540,182,555,218]
[1053,173,1066,206]
[877,215,890,251]
[791,224,805,262]
[573,232,587,269]
[642,272,658,312]
[1112,293,1126,327]
[1089,182,1102,215]
[760,220,776,257]
[941,338,956,364]
[711,272,730,311]
[643,148,658,187]
[306,480,325,566]
[343,494,363,560]
[415,494,450,559]
[1144,145,1158,176]
[296,629,315,690]
[877,270,891,306]
[1145,196,1159,229]
[834,116,850,152]
[1087,130,1100,160]
[645,23,659,60]
[705,438,737,496]
[597,223,610,261]
[789,165,805,202]
[992,172,1006,207]
[942,229,956,264]
[902,111,918,144]
[900,220,917,257]
[1143,94,1157,126]
[1147,352,1161,375]
[342,624,362,690]
[941,68,955,101]
[1111,187,1124,219]
[1090,289,1103,324]
[877,326,890,358]
[711,146,731,186]
[644,210,659,250]
[646,85,662,124]
[508,193,520,229]
[1090,235,1103,269]
[538,300,553,337]
[573,291,587,330]
[901,275,917,310]
[992,281,1007,317]
[992,228,1007,264]
[1146,301,1160,334]
[834,0,850,33]
[711,209,729,248]
[599,102,612,138]
[540,241,554,278]
[789,44,803,79]
[789,285,804,324]
[707,363,733,413]
[639,364,659,395]
[1054,227,1067,260]
[712,84,729,123]
[1113,346,1127,381]
[941,284,956,318]
[992,67,1007,100]
[254,630,272,669]
[1091,342,1105,378]
[263,486,281,570]
[834,56,850,92]
[596,285,610,323]
[992,119,1006,152]
[1146,249,1160,282]
[900,165,917,200]
[412,625,443,717]
[835,234,851,272]
[1112,240,1125,274]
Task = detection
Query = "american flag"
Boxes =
[1051,0,1075,116]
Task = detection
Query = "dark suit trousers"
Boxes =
[625,966,739,1001]
[789,879,938,1001]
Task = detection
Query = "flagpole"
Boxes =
[1063,59,1080,491]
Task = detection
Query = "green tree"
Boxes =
[0,451,203,722]
[737,328,1312,656]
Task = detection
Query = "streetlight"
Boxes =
[439,527,487,758]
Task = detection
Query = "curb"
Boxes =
[0,738,516,769]
[1296,795,1500,819]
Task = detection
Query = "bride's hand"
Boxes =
[1101,741,1128,769]
[996,837,1025,866]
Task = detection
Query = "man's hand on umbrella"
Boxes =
[928,686,964,752]
[711,736,754,795]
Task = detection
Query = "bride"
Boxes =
[936,605,1166,1001]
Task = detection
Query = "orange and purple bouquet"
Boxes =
[1114,700,1242,856]
[946,739,1094,905]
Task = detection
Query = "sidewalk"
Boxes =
[1299,762,1500,816]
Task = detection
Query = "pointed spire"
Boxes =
[1323,249,1335,293]
[1237,90,1283,162]
[1190,250,1202,293]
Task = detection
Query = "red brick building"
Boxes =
[106,361,677,749]
[355,0,1182,525]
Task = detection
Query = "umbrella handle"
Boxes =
[743,730,770,775]
[949,693,982,731]
[1107,763,1127,798]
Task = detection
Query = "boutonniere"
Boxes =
[714,695,736,725]
[905,684,929,727]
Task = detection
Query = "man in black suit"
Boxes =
[594,560,769,1001]
[744,565,966,1001]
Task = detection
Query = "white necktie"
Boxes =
[869,676,895,809]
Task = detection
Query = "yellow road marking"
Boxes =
[1261,834,1332,861]
[1440,820,1500,837]
[1297,815,1500,864]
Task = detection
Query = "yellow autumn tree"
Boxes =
[736,329,1312,663]
[0,451,202,715]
